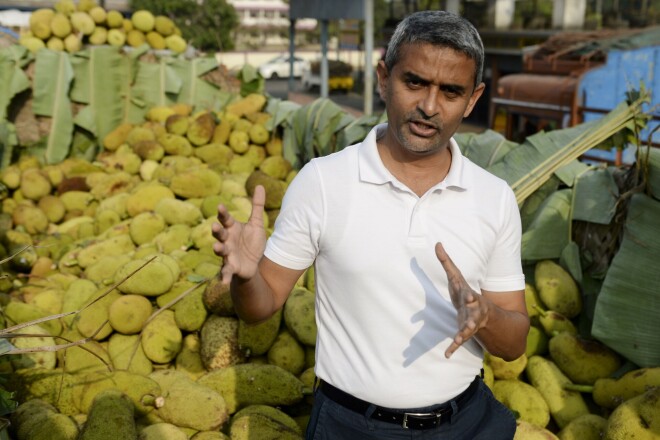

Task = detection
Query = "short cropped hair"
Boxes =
[384,10,484,88]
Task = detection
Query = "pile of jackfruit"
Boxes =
[0,93,317,439]
[485,260,660,440]
[19,0,187,55]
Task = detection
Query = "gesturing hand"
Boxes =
[212,185,267,285]
[435,242,490,359]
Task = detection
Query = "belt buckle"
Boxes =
[401,412,438,429]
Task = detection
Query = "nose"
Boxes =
[417,87,440,119]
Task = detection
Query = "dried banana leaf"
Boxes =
[171,57,232,112]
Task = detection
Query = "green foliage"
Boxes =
[130,0,239,51]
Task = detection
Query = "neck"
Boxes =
[377,136,453,196]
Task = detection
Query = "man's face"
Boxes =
[376,43,484,156]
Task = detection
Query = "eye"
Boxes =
[406,78,424,89]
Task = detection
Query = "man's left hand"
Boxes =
[435,242,490,359]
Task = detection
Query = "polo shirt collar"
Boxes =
[358,123,468,191]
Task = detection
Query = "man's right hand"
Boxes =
[211,185,267,285]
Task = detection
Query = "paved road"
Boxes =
[264,78,385,117]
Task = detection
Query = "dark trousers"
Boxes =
[305,377,516,440]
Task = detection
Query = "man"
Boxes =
[212,10,529,439]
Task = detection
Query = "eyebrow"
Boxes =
[403,71,468,95]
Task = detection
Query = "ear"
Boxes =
[463,82,485,118]
[376,60,388,101]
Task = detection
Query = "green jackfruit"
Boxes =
[20,168,52,201]
[557,414,607,440]
[245,170,286,209]
[108,333,153,376]
[125,182,175,217]
[187,112,216,146]
[76,233,135,268]
[525,355,590,429]
[108,294,153,334]
[131,9,155,32]
[229,405,303,440]
[154,198,202,226]
[200,315,245,370]
[526,325,549,358]
[283,287,316,347]
[549,332,622,385]
[536,307,577,336]
[156,379,229,431]
[174,284,208,332]
[129,211,167,245]
[259,155,292,180]
[9,324,57,370]
[513,420,559,440]
[485,353,527,380]
[603,387,660,440]
[75,290,121,340]
[535,260,582,318]
[78,389,138,440]
[152,224,192,253]
[267,329,305,376]
[159,133,193,156]
[592,366,660,409]
[4,300,61,336]
[202,276,234,316]
[170,168,223,199]
[75,369,160,415]
[176,333,206,380]
[198,363,304,414]
[114,257,176,296]
[141,309,182,364]
[238,308,282,357]
[139,423,187,440]
[492,379,550,427]
[11,398,79,440]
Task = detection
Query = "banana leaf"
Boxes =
[571,167,619,224]
[592,193,660,367]
[237,64,264,97]
[643,146,660,199]
[455,129,519,168]
[336,112,387,150]
[486,98,646,204]
[170,57,232,112]
[32,49,74,164]
[519,176,561,230]
[129,57,182,123]
[264,98,300,130]
[0,45,31,121]
[69,46,126,142]
[118,45,149,124]
[521,188,572,261]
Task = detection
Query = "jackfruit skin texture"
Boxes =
[548,332,622,385]
[200,315,245,370]
[141,309,182,364]
[535,260,582,318]
[238,308,282,357]
[10,398,79,440]
[139,423,188,440]
[197,363,304,414]
[525,355,590,429]
[156,380,229,431]
[78,389,138,440]
[604,387,660,440]
[229,404,303,440]
[267,330,306,376]
[513,420,560,440]
[557,414,607,440]
[486,353,527,380]
[593,366,660,409]
[492,379,550,428]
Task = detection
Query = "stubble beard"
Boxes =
[396,117,446,156]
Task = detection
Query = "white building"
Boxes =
[227,0,317,48]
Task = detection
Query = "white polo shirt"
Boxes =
[264,123,525,408]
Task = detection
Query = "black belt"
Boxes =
[318,375,480,430]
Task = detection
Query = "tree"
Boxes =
[130,0,239,51]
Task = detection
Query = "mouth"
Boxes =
[408,120,438,137]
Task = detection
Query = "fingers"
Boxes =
[445,320,478,359]
[435,242,459,279]
[248,185,266,222]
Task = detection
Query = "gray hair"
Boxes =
[384,10,484,88]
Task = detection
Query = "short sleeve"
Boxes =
[264,161,324,270]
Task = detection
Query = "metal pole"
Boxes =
[363,0,374,115]
[321,19,329,99]
[289,19,296,93]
